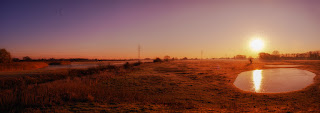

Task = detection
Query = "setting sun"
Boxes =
[250,39,264,51]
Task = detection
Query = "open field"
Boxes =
[0,60,319,112]
[0,60,150,77]
[0,60,129,73]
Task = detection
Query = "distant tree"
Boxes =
[0,49,12,63]
[164,55,170,61]
[153,57,162,63]
[12,58,20,62]
[308,51,319,60]
[38,58,46,61]
[23,56,32,61]
[272,50,280,59]
[49,58,56,61]
[182,57,188,60]
[259,52,272,60]
[272,50,280,56]
[260,51,281,60]
[234,55,246,59]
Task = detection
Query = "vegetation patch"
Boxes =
[0,62,48,72]
[0,60,319,112]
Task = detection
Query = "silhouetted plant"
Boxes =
[133,62,141,66]
[49,58,56,61]
[233,55,246,59]
[182,57,188,60]
[0,49,12,63]
[164,55,170,62]
[23,56,32,61]
[259,51,280,60]
[259,50,320,60]
[123,62,131,69]
[153,58,162,63]
[12,58,20,62]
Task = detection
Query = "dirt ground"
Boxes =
[4,60,320,112]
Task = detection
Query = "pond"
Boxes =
[233,68,316,93]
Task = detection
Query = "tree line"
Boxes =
[0,48,131,63]
[259,50,320,60]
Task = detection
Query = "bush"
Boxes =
[133,62,141,66]
[12,58,20,62]
[0,49,12,63]
[164,55,170,62]
[23,56,32,61]
[153,58,162,63]
[182,57,188,60]
[123,62,131,69]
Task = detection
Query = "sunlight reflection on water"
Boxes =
[234,68,316,93]
[253,70,262,92]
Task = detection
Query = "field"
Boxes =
[0,62,48,72]
[0,60,319,112]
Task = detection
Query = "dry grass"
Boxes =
[0,60,319,112]
[0,62,48,72]
[0,65,123,90]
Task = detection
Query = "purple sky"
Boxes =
[1,0,320,59]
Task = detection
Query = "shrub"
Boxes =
[133,62,141,66]
[23,56,32,61]
[153,58,162,63]
[182,57,188,60]
[164,55,170,62]
[123,62,131,69]
[0,49,12,63]
[12,58,20,62]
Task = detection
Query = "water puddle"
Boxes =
[234,68,316,93]
[264,65,301,68]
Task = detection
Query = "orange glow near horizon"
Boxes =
[1,1,319,59]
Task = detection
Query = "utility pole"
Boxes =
[138,44,141,62]
[201,50,203,60]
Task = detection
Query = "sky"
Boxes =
[1,0,320,59]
